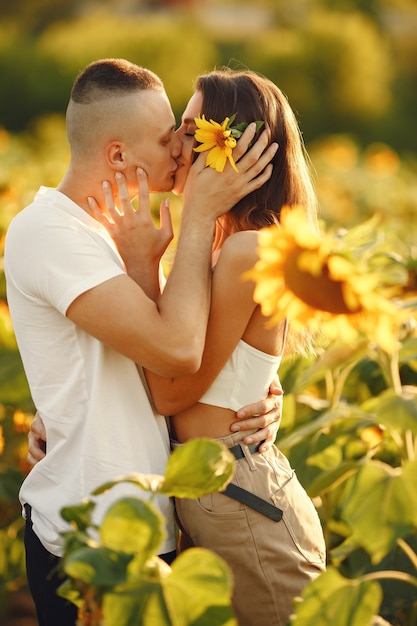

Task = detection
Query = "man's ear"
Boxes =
[106,142,126,170]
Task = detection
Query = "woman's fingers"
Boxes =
[159,197,174,245]
[102,180,122,222]
[87,195,108,223]
[231,122,259,160]
[88,171,147,226]
[218,126,278,194]
[135,168,150,214]
[237,130,278,173]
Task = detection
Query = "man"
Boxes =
[4,59,280,626]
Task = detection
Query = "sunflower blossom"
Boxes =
[245,207,408,353]
[193,115,238,173]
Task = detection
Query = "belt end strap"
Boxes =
[222,483,283,522]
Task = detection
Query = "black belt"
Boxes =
[228,441,262,460]
[223,442,283,523]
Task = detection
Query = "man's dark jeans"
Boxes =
[24,505,78,626]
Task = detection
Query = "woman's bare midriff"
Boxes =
[170,402,238,442]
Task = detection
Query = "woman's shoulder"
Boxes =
[222,230,259,253]
[217,230,259,272]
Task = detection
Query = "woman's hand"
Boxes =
[88,169,173,299]
[183,126,279,220]
[231,376,283,454]
[27,413,47,465]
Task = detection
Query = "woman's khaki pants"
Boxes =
[173,432,326,626]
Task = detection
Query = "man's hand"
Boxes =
[27,413,46,466]
[231,377,283,454]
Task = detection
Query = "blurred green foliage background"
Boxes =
[1,0,416,151]
[0,0,416,243]
[0,0,416,623]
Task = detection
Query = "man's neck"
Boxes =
[57,168,103,215]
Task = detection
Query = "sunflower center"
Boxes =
[216,130,236,150]
[284,248,362,315]
[213,130,226,147]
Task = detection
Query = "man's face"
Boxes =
[123,89,181,193]
[172,90,202,196]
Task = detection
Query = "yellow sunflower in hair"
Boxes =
[193,115,238,173]
[193,115,264,173]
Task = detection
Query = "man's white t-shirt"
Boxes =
[4,187,175,556]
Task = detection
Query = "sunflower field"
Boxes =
[1,115,416,626]
[1,0,417,624]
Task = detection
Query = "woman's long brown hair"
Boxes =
[195,68,319,234]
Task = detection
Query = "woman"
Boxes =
[101,68,326,626]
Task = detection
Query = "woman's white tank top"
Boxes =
[199,340,282,412]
